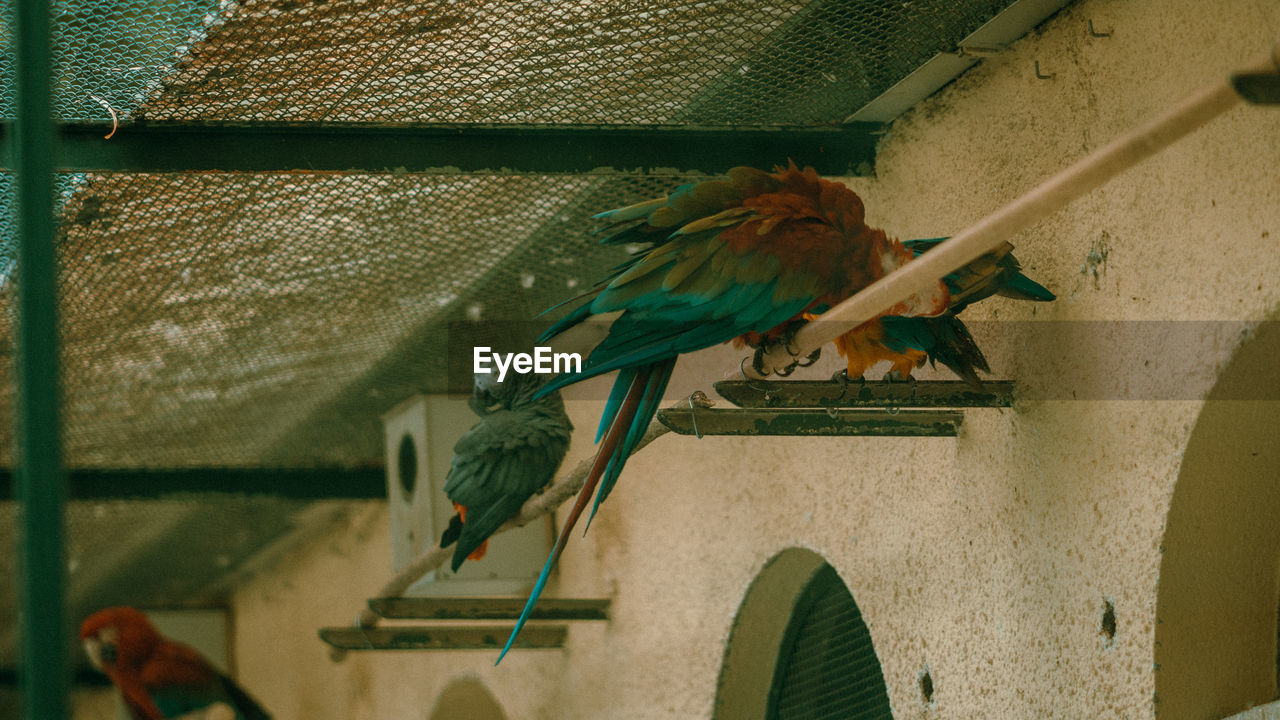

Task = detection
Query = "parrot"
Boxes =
[439,371,574,572]
[496,162,952,660]
[830,237,1056,384]
[80,606,272,720]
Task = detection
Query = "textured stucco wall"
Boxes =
[229,0,1280,718]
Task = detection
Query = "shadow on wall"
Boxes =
[1155,316,1280,719]
[429,677,507,720]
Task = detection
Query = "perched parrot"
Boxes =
[80,606,272,720]
[439,371,574,571]
[496,162,951,660]
[830,237,1056,384]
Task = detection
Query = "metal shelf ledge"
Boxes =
[318,625,567,651]
[369,597,610,622]
[657,408,964,437]
[713,379,1016,409]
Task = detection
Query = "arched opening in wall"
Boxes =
[714,547,893,720]
[427,677,507,720]
[1154,318,1280,720]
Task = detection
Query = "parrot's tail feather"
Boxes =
[439,512,463,549]
[586,357,675,529]
[497,366,651,664]
[997,273,1056,302]
[924,315,990,388]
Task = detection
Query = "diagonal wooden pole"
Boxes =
[744,44,1280,379]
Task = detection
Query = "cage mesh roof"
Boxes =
[0,0,1044,675]
[1,172,687,467]
[0,0,1028,469]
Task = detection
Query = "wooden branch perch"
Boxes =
[744,44,1280,379]
[329,391,714,661]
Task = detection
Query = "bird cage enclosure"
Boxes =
[10,0,1279,718]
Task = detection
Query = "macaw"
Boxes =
[496,162,951,660]
[439,371,574,571]
[831,237,1056,384]
[80,606,272,720]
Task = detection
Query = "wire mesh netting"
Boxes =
[133,0,1016,124]
[0,172,695,467]
[0,0,222,120]
[0,0,1021,125]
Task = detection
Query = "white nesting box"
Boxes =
[383,393,554,596]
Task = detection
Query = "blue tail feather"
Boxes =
[497,360,671,664]
[588,357,675,528]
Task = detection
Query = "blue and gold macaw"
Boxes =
[497,162,953,660]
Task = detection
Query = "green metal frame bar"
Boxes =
[12,0,68,716]
[0,467,387,500]
[0,122,882,175]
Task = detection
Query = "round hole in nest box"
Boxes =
[397,433,417,499]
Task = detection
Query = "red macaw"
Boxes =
[440,371,573,571]
[497,162,950,660]
[831,237,1055,384]
[80,607,272,720]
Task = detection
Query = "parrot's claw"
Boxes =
[881,369,916,384]
[775,347,820,377]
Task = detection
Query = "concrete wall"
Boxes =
[227,0,1280,718]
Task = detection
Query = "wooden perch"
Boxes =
[744,44,1280,379]
[329,391,713,661]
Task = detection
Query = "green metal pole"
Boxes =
[12,0,68,716]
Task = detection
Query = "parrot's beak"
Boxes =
[82,637,104,671]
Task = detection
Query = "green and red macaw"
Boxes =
[440,371,573,571]
[497,162,952,660]
[80,606,272,720]
[830,237,1055,384]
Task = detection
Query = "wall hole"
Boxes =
[1100,598,1117,647]
[919,667,934,705]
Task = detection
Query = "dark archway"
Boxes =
[715,548,893,719]
[428,677,508,720]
